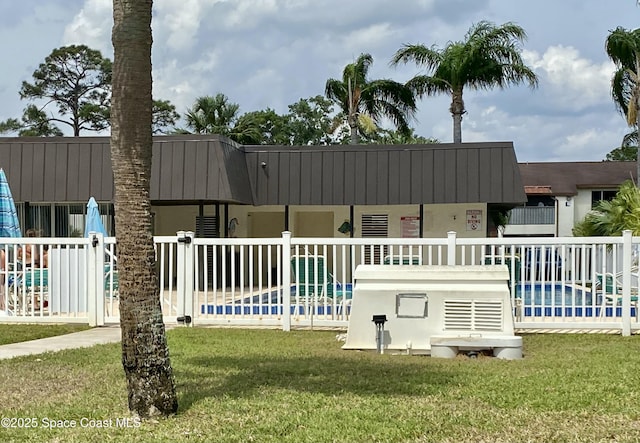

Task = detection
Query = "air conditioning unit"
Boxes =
[342,265,522,359]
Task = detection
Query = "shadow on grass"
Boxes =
[176,353,458,411]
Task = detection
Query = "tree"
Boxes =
[286,95,338,145]
[606,130,637,161]
[391,21,538,143]
[235,96,340,145]
[606,27,640,180]
[325,53,416,144]
[184,94,267,143]
[233,108,290,145]
[0,107,63,137]
[370,127,439,145]
[573,180,640,236]
[152,99,180,134]
[17,45,112,136]
[0,45,179,137]
[185,94,240,135]
[111,0,178,417]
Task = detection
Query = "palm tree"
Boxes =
[606,27,640,181]
[111,0,178,417]
[573,180,640,236]
[184,94,261,142]
[325,53,416,144]
[391,21,538,143]
[185,94,239,134]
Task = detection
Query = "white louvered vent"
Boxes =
[444,299,503,331]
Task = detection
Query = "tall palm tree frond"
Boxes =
[623,129,639,147]
[391,20,537,143]
[611,68,633,117]
[325,53,416,144]
[606,27,640,68]
[606,27,640,182]
[185,93,240,135]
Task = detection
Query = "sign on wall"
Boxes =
[401,216,420,238]
[466,210,482,231]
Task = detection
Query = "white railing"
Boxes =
[509,206,555,224]
[1,231,638,335]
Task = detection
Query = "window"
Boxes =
[591,190,617,208]
[16,203,115,237]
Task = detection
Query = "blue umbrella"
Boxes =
[0,168,21,238]
[84,197,108,238]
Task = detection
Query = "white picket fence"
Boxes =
[1,231,638,336]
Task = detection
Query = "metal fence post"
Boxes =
[447,231,457,265]
[622,230,632,336]
[282,231,292,331]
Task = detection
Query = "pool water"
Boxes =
[514,283,635,317]
[200,283,353,315]
[515,283,593,306]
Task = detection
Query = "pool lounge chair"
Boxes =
[596,271,639,319]
[8,267,49,313]
[290,255,352,304]
[383,255,421,265]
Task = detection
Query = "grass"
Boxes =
[0,328,639,442]
[0,324,90,345]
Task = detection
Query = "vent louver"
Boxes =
[444,300,503,331]
[361,214,388,264]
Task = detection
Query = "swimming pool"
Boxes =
[200,283,353,316]
[514,283,634,317]
[516,283,592,305]
[199,283,634,318]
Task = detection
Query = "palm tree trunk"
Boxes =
[111,0,178,418]
[636,59,640,186]
[349,120,359,144]
[450,88,465,144]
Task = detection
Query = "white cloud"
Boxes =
[225,0,278,28]
[62,0,112,56]
[468,106,627,162]
[154,0,204,51]
[524,45,614,111]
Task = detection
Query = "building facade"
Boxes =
[504,161,637,237]
[0,135,526,240]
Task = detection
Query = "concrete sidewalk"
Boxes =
[0,326,122,360]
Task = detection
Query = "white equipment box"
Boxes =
[342,265,522,359]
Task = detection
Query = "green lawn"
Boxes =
[0,324,90,346]
[0,328,639,443]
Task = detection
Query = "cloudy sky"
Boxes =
[1,0,639,162]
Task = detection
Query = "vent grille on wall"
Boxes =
[196,216,218,238]
[443,299,503,331]
[361,214,388,264]
[196,216,219,289]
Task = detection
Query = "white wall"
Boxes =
[573,190,594,226]
[231,203,488,239]
[152,203,489,239]
[556,196,575,237]
[152,205,217,236]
